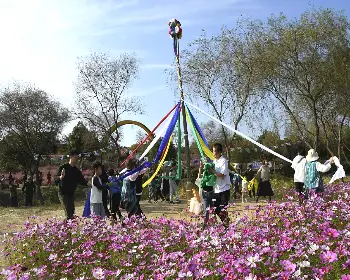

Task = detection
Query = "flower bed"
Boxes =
[2,184,350,279]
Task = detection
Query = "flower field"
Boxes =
[2,183,350,279]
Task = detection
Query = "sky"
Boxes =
[0,0,349,147]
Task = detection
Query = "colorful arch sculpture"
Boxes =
[110,120,154,140]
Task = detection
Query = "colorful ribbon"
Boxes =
[139,116,173,161]
[186,105,248,182]
[119,103,179,168]
[188,108,209,147]
[154,103,181,162]
[185,106,206,161]
[184,100,293,164]
[143,136,173,188]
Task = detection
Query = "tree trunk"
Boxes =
[338,115,346,161]
[320,117,334,156]
[312,103,320,151]
[220,125,230,160]
[34,154,41,174]
[342,147,350,167]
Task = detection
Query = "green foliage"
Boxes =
[148,137,177,163]
[0,84,69,172]
[66,122,100,154]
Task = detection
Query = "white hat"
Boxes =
[306,149,319,162]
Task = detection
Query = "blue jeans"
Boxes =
[202,190,214,223]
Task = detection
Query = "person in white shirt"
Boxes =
[209,143,231,227]
[304,149,333,198]
[90,161,106,218]
[291,148,306,197]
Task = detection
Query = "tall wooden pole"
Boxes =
[174,40,193,206]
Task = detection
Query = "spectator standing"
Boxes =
[35,170,44,205]
[9,183,18,207]
[291,149,306,198]
[22,176,36,206]
[56,150,88,220]
[47,171,52,186]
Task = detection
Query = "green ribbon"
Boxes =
[185,105,206,161]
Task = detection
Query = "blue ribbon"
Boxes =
[173,38,178,56]
[187,107,209,147]
[117,161,152,182]
[154,102,181,162]
[82,189,91,218]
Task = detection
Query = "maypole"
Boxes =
[168,19,193,206]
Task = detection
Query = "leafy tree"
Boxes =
[257,130,282,149]
[200,120,226,147]
[66,122,100,153]
[148,137,177,163]
[245,8,350,151]
[0,83,69,173]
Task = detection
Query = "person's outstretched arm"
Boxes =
[78,170,88,186]
[316,162,332,173]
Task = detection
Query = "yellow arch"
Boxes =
[110,120,154,139]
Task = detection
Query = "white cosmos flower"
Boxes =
[308,243,319,254]
[298,261,310,268]
[294,268,301,277]
[247,254,261,268]
[245,273,257,280]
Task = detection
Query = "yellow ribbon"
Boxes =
[142,136,173,188]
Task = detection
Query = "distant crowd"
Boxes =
[0,170,52,207]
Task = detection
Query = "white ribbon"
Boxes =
[329,156,346,184]
[184,100,293,164]
[139,116,173,161]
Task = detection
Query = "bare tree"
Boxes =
[74,52,144,160]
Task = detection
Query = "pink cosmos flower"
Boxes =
[280,260,296,275]
[320,251,338,263]
[325,228,339,238]
[341,275,350,280]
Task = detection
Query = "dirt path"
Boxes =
[0,199,264,234]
